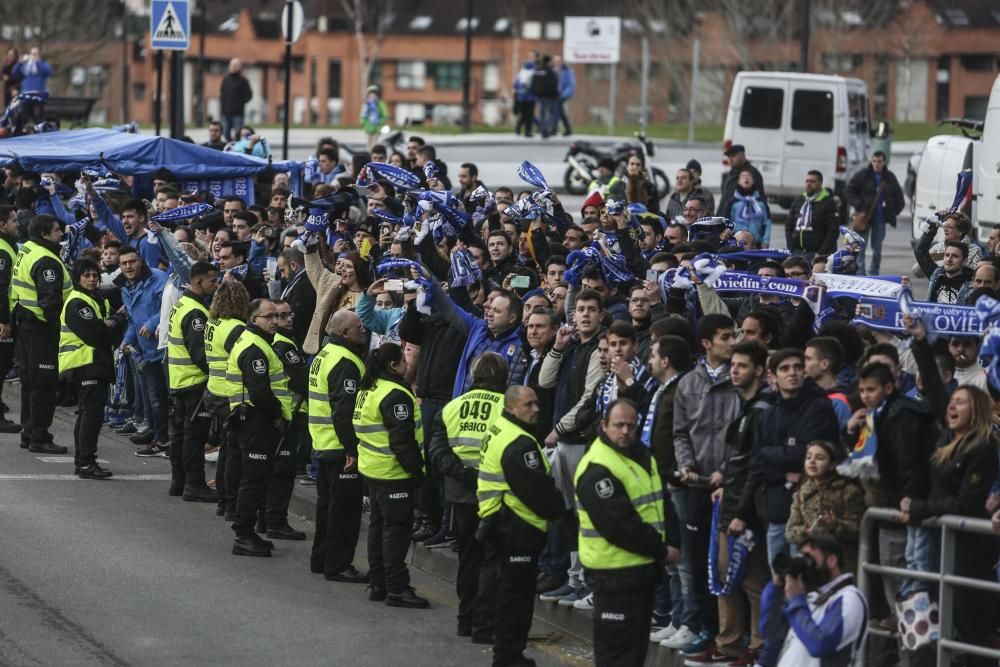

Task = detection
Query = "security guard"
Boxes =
[428,352,507,640]
[203,281,250,519]
[166,260,219,501]
[574,399,676,667]
[58,259,127,479]
[256,298,308,541]
[226,298,293,557]
[353,342,428,608]
[0,204,21,432]
[477,385,565,667]
[308,309,368,582]
[11,214,70,454]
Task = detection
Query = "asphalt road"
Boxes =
[0,399,588,667]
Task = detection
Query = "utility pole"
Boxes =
[194,0,206,126]
[169,50,185,138]
[282,0,293,159]
[639,33,649,134]
[799,0,812,73]
[461,0,473,132]
[154,50,164,135]
[120,3,129,123]
[687,38,700,143]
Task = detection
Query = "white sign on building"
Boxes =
[562,17,621,64]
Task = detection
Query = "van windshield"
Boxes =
[740,87,783,129]
[791,90,834,132]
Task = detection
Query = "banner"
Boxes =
[813,273,904,299]
[852,296,984,336]
[180,176,255,205]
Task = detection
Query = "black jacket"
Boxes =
[372,371,424,482]
[484,411,565,549]
[845,166,905,227]
[0,231,17,325]
[240,269,266,300]
[908,436,998,523]
[719,162,765,209]
[281,270,316,348]
[220,72,253,116]
[785,188,840,254]
[398,305,464,402]
[233,323,285,421]
[18,237,66,327]
[746,380,840,524]
[273,326,309,399]
[724,388,773,527]
[530,66,558,99]
[62,288,127,381]
[315,335,366,460]
[576,435,676,592]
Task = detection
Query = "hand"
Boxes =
[502,273,513,290]
[344,455,357,472]
[262,268,272,282]
[666,546,681,564]
[898,511,911,524]
[119,342,130,355]
[847,408,866,434]
[103,319,116,328]
[708,471,723,488]
[333,238,348,253]
[644,279,661,304]
[902,314,926,341]
[611,356,633,384]
[991,509,1000,534]
[367,278,387,296]
[544,429,559,448]
[680,468,699,484]
[727,518,746,535]
[379,229,394,247]
[710,487,724,503]
[553,324,575,351]
[986,492,1000,513]
[785,472,801,485]
[138,325,154,339]
[0,323,10,339]
[147,220,164,234]
[253,229,266,244]
[899,497,912,512]
[223,271,236,282]
[784,574,806,599]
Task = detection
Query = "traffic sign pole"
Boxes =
[282,0,293,159]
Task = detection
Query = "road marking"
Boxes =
[0,474,172,481]
[35,456,109,464]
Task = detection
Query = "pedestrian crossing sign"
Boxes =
[150,0,190,51]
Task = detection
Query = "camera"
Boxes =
[772,552,821,587]
[261,226,280,240]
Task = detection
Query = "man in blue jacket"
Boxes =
[553,55,575,137]
[90,192,164,270]
[115,245,170,456]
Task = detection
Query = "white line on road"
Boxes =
[34,457,109,464]
[0,474,172,481]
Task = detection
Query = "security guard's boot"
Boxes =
[232,536,271,557]
[28,442,68,454]
[367,584,387,602]
[247,532,274,550]
[385,587,430,609]
[182,483,218,503]
[267,523,307,541]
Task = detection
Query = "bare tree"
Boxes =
[339,0,395,104]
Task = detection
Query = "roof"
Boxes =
[0,129,298,178]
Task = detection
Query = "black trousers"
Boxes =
[74,379,107,469]
[0,328,16,408]
[515,101,536,136]
[203,395,231,512]
[169,385,211,486]
[19,320,58,446]
[231,412,279,537]
[453,502,487,631]
[366,478,415,594]
[260,420,300,527]
[593,587,655,667]
[311,453,363,576]
[483,531,542,666]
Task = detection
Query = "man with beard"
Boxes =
[90,193,164,269]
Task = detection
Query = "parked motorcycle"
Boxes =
[563,131,669,199]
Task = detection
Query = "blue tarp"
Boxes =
[0,128,300,179]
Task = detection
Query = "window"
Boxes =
[368,61,382,87]
[586,64,609,82]
[483,63,499,92]
[396,61,426,90]
[456,17,479,31]
[959,55,993,72]
[791,89,834,132]
[544,21,562,39]
[739,87,783,129]
[522,21,541,39]
[493,18,510,33]
[430,62,464,90]
[965,95,989,119]
[328,59,342,98]
[132,82,146,102]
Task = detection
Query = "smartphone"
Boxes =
[510,275,530,289]
[384,279,403,292]
[645,269,658,282]
[266,257,278,279]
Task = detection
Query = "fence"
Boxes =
[856,507,1000,666]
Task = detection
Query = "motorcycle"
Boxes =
[563,131,670,200]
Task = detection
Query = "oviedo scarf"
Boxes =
[708,499,756,596]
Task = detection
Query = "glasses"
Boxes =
[253,313,279,321]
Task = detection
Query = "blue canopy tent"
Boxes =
[0,128,302,203]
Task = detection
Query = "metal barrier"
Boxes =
[856,507,1000,666]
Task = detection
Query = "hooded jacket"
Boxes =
[673,360,742,476]
[115,263,168,363]
[746,380,840,524]
[785,187,840,254]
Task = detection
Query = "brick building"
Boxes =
[11,0,1000,130]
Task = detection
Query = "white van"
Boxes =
[723,72,871,207]
[911,134,976,239]
[975,73,1000,238]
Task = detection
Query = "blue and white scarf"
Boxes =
[708,499,756,596]
[838,400,885,480]
[733,191,764,222]
[794,192,818,231]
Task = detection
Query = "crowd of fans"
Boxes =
[1,131,999,667]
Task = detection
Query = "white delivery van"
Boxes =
[975,73,1000,239]
[723,72,871,208]
[911,134,976,239]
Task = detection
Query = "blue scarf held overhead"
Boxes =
[367,162,421,191]
[517,161,549,190]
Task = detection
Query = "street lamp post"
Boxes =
[461,0,473,132]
